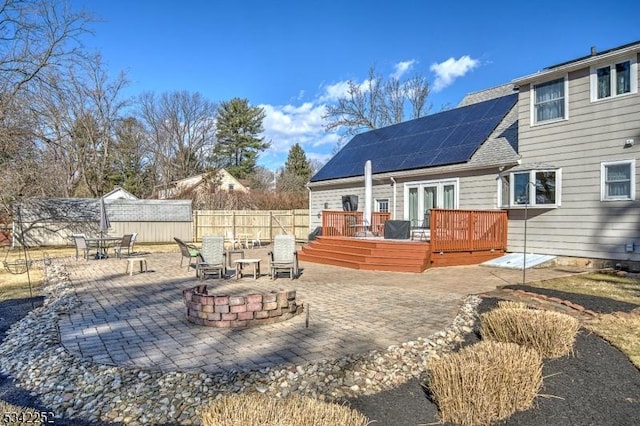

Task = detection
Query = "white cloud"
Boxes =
[259,102,337,170]
[430,55,479,92]
[318,80,351,102]
[391,59,416,80]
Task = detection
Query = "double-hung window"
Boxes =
[376,198,389,213]
[500,169,561,208]
[591,58,638,101]
[532,77,567,124]
[601,160,635,201]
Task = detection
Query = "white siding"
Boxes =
[512,54,640,261]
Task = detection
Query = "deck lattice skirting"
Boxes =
[182,286,304,328]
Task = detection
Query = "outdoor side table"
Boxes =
[126,257,148,276]
[227,249,245,268]
[234,258,261,280]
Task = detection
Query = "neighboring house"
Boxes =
[157,169,249,199]
[309,40,640,265]
[309,84,519,229]
[103,186,138,201]
[506,40,640,263]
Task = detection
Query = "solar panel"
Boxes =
[310,93,517,182]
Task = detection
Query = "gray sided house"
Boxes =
[17,198,193,246]
[309,85,519,232]
[506,40,640,264]
[309,40,640,266]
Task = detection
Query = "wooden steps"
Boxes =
[298,236,431,273]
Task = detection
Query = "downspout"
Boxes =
[390,177,397,220]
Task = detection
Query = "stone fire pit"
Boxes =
[182,285,304,328]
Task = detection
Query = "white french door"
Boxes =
[405,179,458,224]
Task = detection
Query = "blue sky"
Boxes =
[72,0,640,171]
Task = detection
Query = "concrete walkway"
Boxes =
[58,247,582,374]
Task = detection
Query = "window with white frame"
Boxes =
[591,58,638,101]
[532,77,567,124]
[375,198,389,213]
[404,179,458,223]
[499,169,561,208]
[601,160,636,201]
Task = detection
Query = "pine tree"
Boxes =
[284,143,312,182]
[277,143,312,193]
[212,98,270,179]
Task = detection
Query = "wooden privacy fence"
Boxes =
[193,210,309,242]
[321,211,392,237]
[430,209,508,252]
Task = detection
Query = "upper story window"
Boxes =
[499,169,561,208]
[591,58,638,101]
[601,159,636,201]
[532,77,567,124]
[228,183,234,192]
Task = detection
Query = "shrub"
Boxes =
[481,307,580,358]
[425,341,542,426]
[200,393,369,426]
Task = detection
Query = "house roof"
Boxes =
[310,93,518,182]
[513,40,640,85]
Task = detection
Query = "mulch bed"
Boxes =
[2,293,640,425]
[502,284,640,314]
[346,297,640,425]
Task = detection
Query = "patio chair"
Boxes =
[268,234,299,279]
[196,235,227,279]
[113,234,134,258]
[250,230,262,249]
[225,230,241,250]
[411,211,431,241]
[174,237,201,270]
[72,234,91,261]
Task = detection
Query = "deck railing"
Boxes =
[320,209,507,251]
[321,211,391,237]
[430,209,507,252]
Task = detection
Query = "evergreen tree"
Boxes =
[277,143,312,193]
[284,143,312,182]
[212,98,269,179]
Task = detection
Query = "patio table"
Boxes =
[86,236,122,259]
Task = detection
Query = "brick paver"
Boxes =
[58,247,581,374]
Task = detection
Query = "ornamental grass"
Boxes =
[200,393,369,426]
[425,340,542,426]
[480,305,580,358]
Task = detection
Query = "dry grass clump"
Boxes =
[481,307,580,358]
[496,300,530,310]
[426,341,542,426]
[200,393,369,426]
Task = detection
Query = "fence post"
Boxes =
[269,211,273,242]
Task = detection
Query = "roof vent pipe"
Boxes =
[591,46,597,56]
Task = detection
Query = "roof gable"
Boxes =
[311,93,518,182]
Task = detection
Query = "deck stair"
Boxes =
[298,236,431,273]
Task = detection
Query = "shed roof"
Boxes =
[310,93,518,182]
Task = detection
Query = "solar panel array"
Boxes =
[311,93,517,182]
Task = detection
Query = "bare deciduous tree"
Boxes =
[136,90,218,193]
[323,66,431,139]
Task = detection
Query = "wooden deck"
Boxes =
[298,236,431,273]
[299,209,508,273]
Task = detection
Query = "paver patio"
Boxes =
[58,247,581,374]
